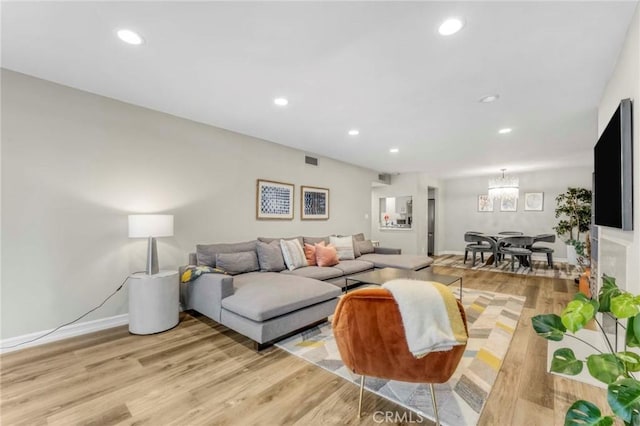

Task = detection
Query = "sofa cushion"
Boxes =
[280,265,344,280]
[356,239,375,255]
[215,251,259,275]
[353,233,366,242]
[196,240,258,267]
[316,244,340,267]
[330,236,355,260]
[280,239,307,271]
[256,241,286,272]
[303,236,330,245]
[333,259,374,275]
[358,254,433,270]
[259,236,304,246]
[222,272,341,322]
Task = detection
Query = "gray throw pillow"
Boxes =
[353,233,366,242]
[196,240,258,267]
[352,236,362,258]
[215,251,259,275]
[256,240,286,272]
[357,240,375,255]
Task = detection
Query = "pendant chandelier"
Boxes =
[488,168,519,200]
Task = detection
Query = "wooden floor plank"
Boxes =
[1,266,609,425]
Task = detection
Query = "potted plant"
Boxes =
[532,275,640,425]
[553,187,592,265]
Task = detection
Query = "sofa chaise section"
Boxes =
[221,272,340,348]
[181,271,341,350]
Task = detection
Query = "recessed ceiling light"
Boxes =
[273,97,289,106]
[117,29,144,45]
[438,18,465,36]
[389,148,399,153]
[479,94,500,103]
[498,128,512,134]
[348,129,360,136]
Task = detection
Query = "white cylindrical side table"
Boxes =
[128,270,179,335]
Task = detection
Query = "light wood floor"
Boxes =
[1,266,608,425]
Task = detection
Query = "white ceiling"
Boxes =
[2,1,637,178]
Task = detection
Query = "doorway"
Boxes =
[428,187,436,256]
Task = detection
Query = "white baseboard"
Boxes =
[0,314,129,354]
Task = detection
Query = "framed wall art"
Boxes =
[256,179,294,220]
[500,194,518,212]
[478,194,493,212]
[524,192,544,211]
[301,186,329,220]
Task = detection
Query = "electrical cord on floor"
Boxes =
[1,271,146,350]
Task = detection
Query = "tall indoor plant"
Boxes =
[532,275,640,425]
[553,187,592,264]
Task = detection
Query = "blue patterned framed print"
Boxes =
[301,186,329,220]
[256,179,294,220]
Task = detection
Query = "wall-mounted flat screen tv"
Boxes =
[594,98,633,230]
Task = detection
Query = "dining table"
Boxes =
[481,233,533,267]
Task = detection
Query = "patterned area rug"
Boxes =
[433,254,581,280]
[275,288,525,426]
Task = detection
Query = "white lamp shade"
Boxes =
[128,215,174,238]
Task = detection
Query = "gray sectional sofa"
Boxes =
[181,234,433,350]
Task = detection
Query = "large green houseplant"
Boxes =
[553,187,592,257]
[532,275,640,425]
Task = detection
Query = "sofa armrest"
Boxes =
[374,246,402,255]
[181,272,234,322]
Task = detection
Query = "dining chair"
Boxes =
[332,287,468,425]
[498,231,524,235]
[464,233,497,266]
[499,236,534,271]
[531,234,556,267]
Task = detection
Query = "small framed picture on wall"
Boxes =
[524,192,544,211]
[256,179,294,220]
[301,186,330,220]
[500,194,518,212]
[478,194,493,212]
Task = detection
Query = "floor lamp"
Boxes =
[128,214,174,275]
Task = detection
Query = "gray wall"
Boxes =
[441,167,593,258]
[596,3,640,293]
[1,70,377,339]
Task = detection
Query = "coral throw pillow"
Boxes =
[316,244,339,267]
[304,241,325,266]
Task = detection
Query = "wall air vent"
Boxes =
[378,173,391,185]
[305,156,318,166]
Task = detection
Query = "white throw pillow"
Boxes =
[330,236,355,260]
[280,239,307,271]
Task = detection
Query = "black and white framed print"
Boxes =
[301,186,329,220]
[256,179,294,220]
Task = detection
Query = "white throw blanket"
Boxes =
[382,279,468,358]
